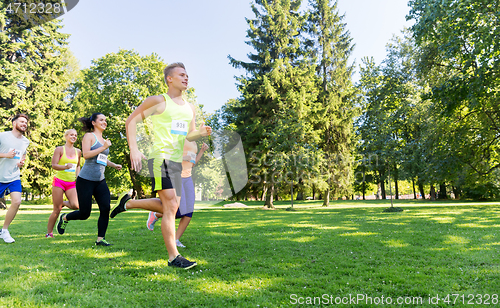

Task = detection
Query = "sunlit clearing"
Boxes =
[443,235,470,245]
[382,239,409,248]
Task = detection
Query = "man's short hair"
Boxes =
[163,62,186,85]
[12,113,29,122]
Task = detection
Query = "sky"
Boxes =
[60,0,414,114]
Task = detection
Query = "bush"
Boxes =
[462,182,500,200]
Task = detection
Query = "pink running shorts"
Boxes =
[52,177,76,192]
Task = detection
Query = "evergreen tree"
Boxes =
[1,4,74,196]
[306,0,358,205]
[229,0,318,208]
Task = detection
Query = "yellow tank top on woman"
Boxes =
[55,146,78,182]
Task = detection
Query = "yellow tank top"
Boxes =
[55,146,78,182]
[149,94,193,163]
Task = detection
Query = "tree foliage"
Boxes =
[306,0,358,204]
[355,1,500,200]
[228,0,320,207]
[69,49,168,197]
[408,0,500,177]
[1,4,75,195]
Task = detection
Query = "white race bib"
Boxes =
[187,151,196,164]
[97,153,108,166]
[8,148,21,160]
[171,120,188,136]
[65,163,76,173]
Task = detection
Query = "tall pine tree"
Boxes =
[1,4,74,196]
[229,0,318,208]
[307,0,358,204]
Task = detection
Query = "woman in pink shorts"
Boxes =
[46,129,81,237]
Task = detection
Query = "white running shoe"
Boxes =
[176,239,186,248]
[1,229,15,243]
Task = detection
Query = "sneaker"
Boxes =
[45,233,54,238]
[1,229,15,243]
[176,239,186,248]
[168,254,197,269]
[147,212,158,231]
[95,238,112,246]
[57,214,69,235]
[110,191,131,218]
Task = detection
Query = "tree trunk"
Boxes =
[418,181,425,200]
[430,185,436,201]
[380,180,386,200]
[362,168,366,200]
[438,182,448,199]
[264,184,274,208]
[412,178,417,199]
[452,186,461,200]
[296,189,304,200]
[127,154,144,198]
[129,171,144,198]
[312,184,316,200]
[322,188,330,206]
[394,166,399,200]
[261,185,267,201]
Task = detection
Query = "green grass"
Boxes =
[1,201,499,307]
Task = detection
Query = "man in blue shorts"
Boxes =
[0,114,30,243]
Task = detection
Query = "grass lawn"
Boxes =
[1,200,499,307]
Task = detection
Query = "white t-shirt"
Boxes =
[0,131,30,183]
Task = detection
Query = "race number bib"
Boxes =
[8,148,21,160]
[65,163,76,173]
[171,120,188,136]
[97,153,108,166]
[187,151,196,164]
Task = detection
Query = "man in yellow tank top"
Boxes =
[111,62,212,269]
[146,141,210,248]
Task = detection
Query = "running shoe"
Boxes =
[95,238,112,246]
[110,191,131,218]
[147,211,158,231]
[176,239,186,248]
[57,214,69,235]
[0,229,15,243]
[45,233,54,238]
[168,254,197,269]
